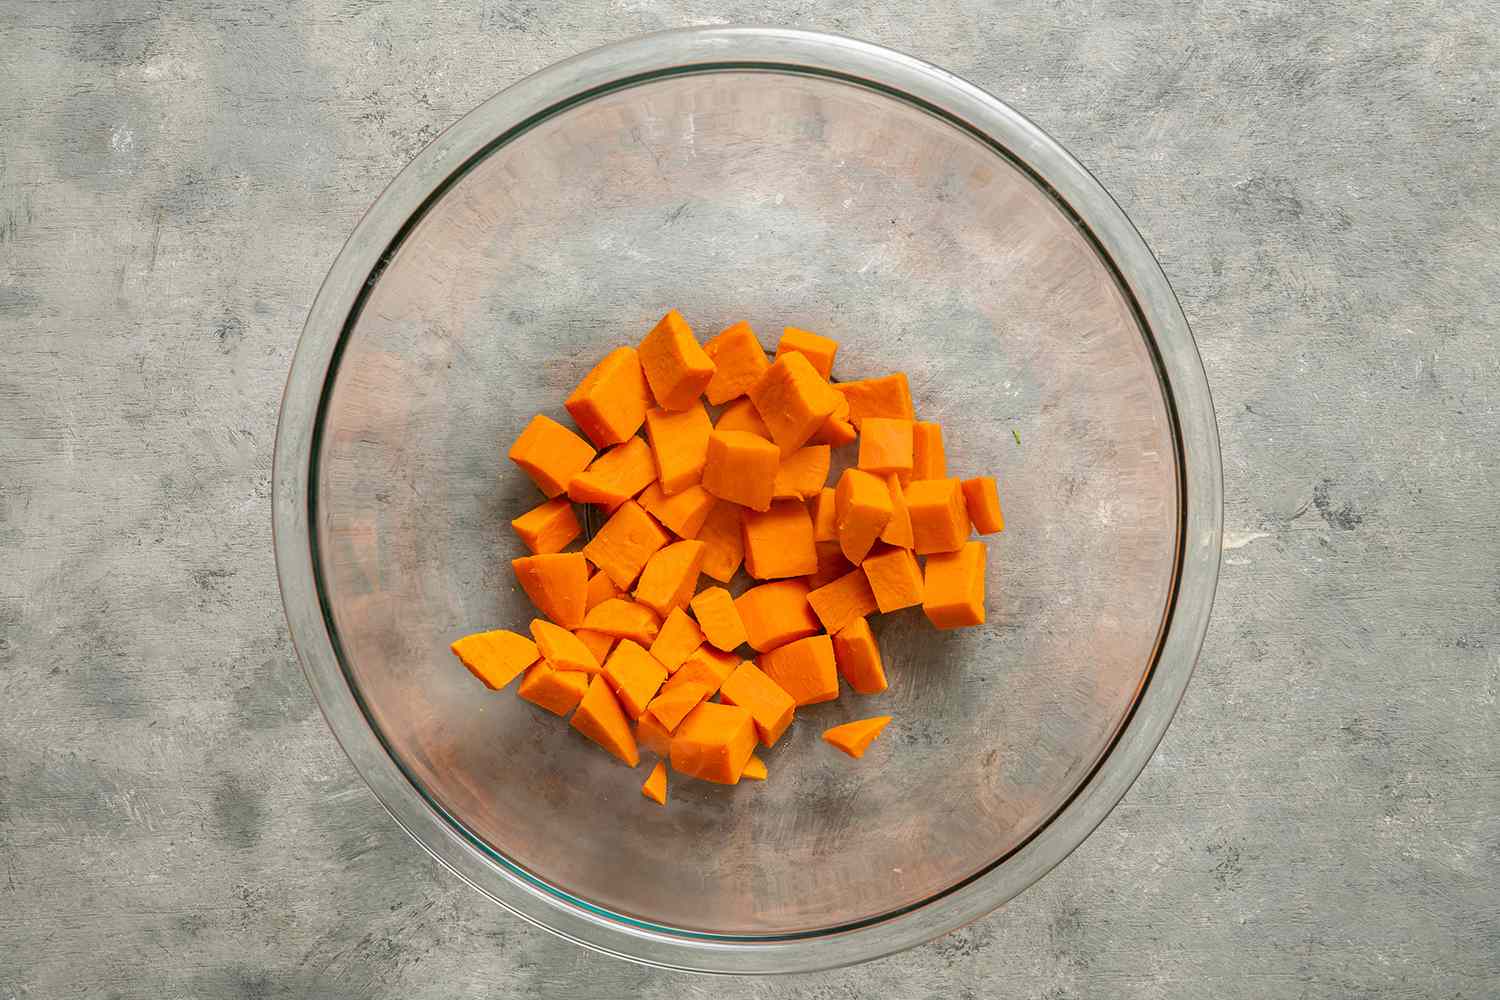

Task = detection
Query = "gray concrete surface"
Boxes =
[2,2,1497,996]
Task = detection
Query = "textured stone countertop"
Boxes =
[2,3,1496,997]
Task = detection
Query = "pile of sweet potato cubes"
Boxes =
[451,310,1004,805]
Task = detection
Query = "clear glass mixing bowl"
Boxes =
[273,27,1222,973]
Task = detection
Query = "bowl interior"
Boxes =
[313,69,1178,935]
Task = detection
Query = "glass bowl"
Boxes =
[273,27,1222,974]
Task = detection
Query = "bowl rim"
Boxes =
[273,25,1223,974]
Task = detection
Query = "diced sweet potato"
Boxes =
[832,617,887,694]
[508,414,596,498]
[636,713,673,757]
[571,674,640,766]
[833,373,914,425]
[718,660,796,747]
[516,662,589,715]
[811,487,838,542]
[641,760,668,804]
[644,403,712,495]
[639,309,715,411]
[645,680,713,732]
[806,568,879,635]
[702,430,779,512]
[747,352,841,452]
[822,715,892,758]
[582,499,670,589]
[807,540,854,590]
[905,478,970,555]
[688,586,747,651]
[734,579,821,652]
[772,445,831,501]
[601,639,669,719]
[857,418,914,479]
[584,571,622,612]
[649,607,705,672]
[670,701,757,784]
[923,540,987,629]
[759,634,839,706]
[879,473,914,548]
[695,499,744,581]
[911,421,946,480]
[574,628,617,665]
[741,754,768,780]
[962,476,1005,534]
[449,629,538,691]
[714,397,775,445]
[742,499,818,580]
[633,540,706,616]
[637,482,716,538]
[567,437,656,510]
[662,646,739,697]
[565,346,652,448]
[703,321,770,405]
[581,598,662,645]
[861,544,925,612]
[834,468,893,565]
[512,552,589,629]
[810,391,856,446]
[775,326,838,379]
[510,496,581,554]
[530,618,601,674]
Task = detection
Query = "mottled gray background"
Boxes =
[2,2,1496,997]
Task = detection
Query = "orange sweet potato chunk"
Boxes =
[688,586,747,652]
[703,321,770,405]
[530,618,601,674]
[923,540,987,629]
[702,430,780,512]
[450,629,538,691]
[714,397,775,443]
[641,760,668,804]
[806,568,879,635]
[567,437,656,510]
[758,634,839,706]
[574,628,617,665]
[735,579,821,652]
[911,421,946,480]
[962,476,1005,534]
[811,487,838,542]
[644,403,712,495]
[807,540,854,590]
[636,713,673,757]
[810,391,857,447]
[581,597,662,645]
[742,499,818,580]
[822,715,892,758]
[512,552,588,629]
[517,662,589,716]
[649,607,705,672]
[633,539,706,616]
[832,617,887,694]
[861,543,925,613]
[879,473,914,548]
[661,645,738,697]
[905,478,971,555]
[645,680,712,732]
[695,499,745,582]
[508,414,596,498]
[585,571,622,613]
[772,445,831,501]
[639,309,716,411]
[834,467,893,565]
[637,482,716,539]
[718,660,796,747]
[775,326,838,379]
[670,701,758,784]
[511,497,581,555]
[747,352,841,452]
[602,639,669,719]
[741,755,768,780]
[571,674,641,766]
[833,373,915,425]
[858,417,915,479]
[582,499,670,589]
[565,346,652,448]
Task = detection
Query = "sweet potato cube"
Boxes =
[649,607,705,672]
[857,418,914,478]
[807,541,853,590]
[644,403,712,495]
[742,500,818,580]
[735,580,821,652]
[565,346,652,448]
[688,586,747,651]
[714,397,774,442]
[811,487,838,542]
[772,445,831,501]
[718,660,796,747]
[747,352,841,452]
[810,391,856,446]
[639,309,715,411]
[741,755,768,780]
[637,482,715,539]
[512,552,588,629]
[833,373,914,425]
[582,500,670,589]
[912,421,946,480]
[585,571,622,612]
[641,760,667,804]
[567,437,656,510]
[510,497,581,555]
[516,662,589,716]
[775,326,838,379]
[758,634,839,706]
[634,539,706,616]
[702,430,779,512]
[879,473,914,548]
[695,500,744,582]
[822,715,892,758]
[636,713,673,757]
[669,701,757,784]
[834,468,893,565]
[662,646,739,698]
[703,321,770,405]
[581,598,661,645]
[645,680,713,732]
[962,476,1005,534]
[574,629,617,665]
[861,544,924,612]
[571,674,640,766]
[923,540,987,629]
[602,639,669,719]
[449,629,537,691]
[508,414,596,498]
[905,478,970,555]
[832,617,887,694]
[530,618,600,674]
[806,568,879,635]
